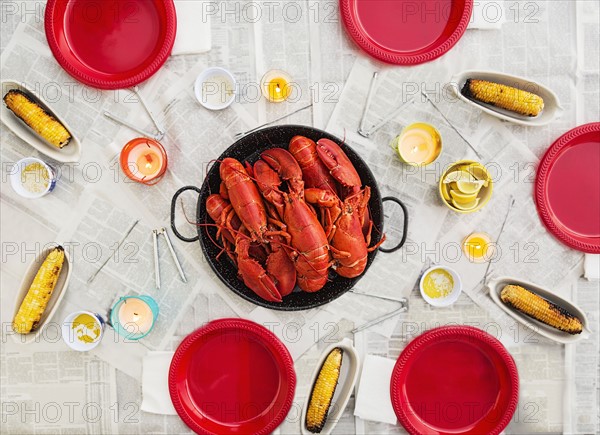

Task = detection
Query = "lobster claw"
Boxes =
[260,148,304,196]
[290,136,338,196]
[235,238,283,303]
[316,139,362,189]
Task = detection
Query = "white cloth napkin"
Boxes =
[354,354,398,425]
[468,0,506,30]
[584,254,600,280]
[141,351,177,415]
[172,0,212,55]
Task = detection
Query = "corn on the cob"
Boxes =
[500,285,582,334]
[3,89,71,148]
[461,79,544,117]
[13,246,65,334]
[306,347,343,433]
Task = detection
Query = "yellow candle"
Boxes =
[118,298,154,334]
[267,78,290,101]
[261,70,292,102]
[394,123,442,165]
[463,232,494,263]
[136,151,161,176]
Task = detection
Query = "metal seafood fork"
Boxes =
[152,227,187,289]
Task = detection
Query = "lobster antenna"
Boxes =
[179,198,252,242]
[178,198,229,254]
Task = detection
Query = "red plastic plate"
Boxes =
[169,319,296,435]
[535,122,600,253]
[45,0,176,89]
[340,0,473,65]
[391,326,519,435]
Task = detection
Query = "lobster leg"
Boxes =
[330,245,351,259]
[304,188,342,235]
[206,194,240,265]
[364,220,387,252]
[207,194,239,245]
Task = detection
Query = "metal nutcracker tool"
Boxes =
[152,227,187,289]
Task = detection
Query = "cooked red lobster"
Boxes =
[205,137,385,302]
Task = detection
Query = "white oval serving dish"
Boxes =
[1,80,82,162]
[12,244,71,344]
[300,338,360,435]
[487,276,591,344]
[449,70,563,126]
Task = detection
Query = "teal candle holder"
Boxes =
[110,295,159,340]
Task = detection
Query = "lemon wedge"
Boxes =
[450,189,478,204]
[456,179,484,195]
[442,169,473,184]
[467,167,490,187]
[452,198,480,211]
[441,183,452,202]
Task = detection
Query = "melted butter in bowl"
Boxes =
[62,311,105,351]
[72,313,102,344]
[419,266,462,307]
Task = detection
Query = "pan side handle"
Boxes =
[379,197,408,253]
[170,186,202,243]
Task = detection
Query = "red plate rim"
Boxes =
[44,0,177,90]
[390,326,519,435]
[168,318,296,435]
[339,0,473,65]
[535,122,600,254]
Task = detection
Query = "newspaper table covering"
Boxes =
[1,0,599,434]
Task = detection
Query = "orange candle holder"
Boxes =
[120,138,168,185]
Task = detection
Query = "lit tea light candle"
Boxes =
[462,232,495,263]
[111,295,159,340]
[120,138,167,184]
[392,123,442,165]
[118,298,153,334]
[136,151,160,176]
[261,69,292,103]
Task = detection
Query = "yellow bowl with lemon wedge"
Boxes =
[439,160,493,213]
